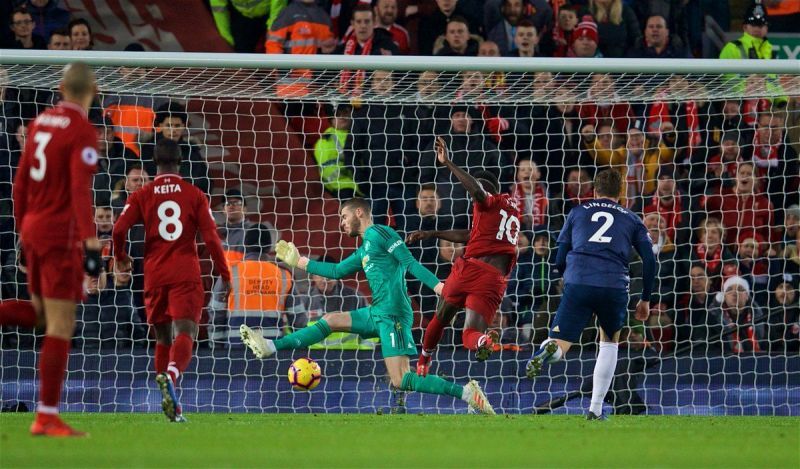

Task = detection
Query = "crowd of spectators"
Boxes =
[1,0,798,357]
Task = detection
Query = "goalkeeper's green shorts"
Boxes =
[349,307,417,358]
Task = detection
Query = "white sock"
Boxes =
[589,342,618,415]
[540,338,564,363]
[266,339,277,355]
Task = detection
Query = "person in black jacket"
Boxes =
[434,16,480,56]
[625,15,690,58]
[334,5,399,56]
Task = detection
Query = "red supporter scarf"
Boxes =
[696,243,722,273]
[723,308,761,353]
[647,194,683,239]
[339,33,373,95]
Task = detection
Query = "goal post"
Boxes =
[0,51,798,415]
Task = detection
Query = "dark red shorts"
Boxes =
[442,257,508,323]
[144,281,204,325]
[22,240,84,302]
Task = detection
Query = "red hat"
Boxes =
[572,15,598,44]
[708,155,722,165]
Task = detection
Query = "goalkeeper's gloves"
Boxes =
[275,240,301,268]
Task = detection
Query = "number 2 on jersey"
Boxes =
[30,132,52,181]
[157,201,183,241]
[496,209,520,245]
[588,211,614,243]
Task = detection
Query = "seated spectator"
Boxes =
[68,18,93,50]
[210,0,286,53]
[111,165,149,216]
[487,0,532,55]
[675,263,715,345]
[769,282,799,353]
[503,19,538,57]
[736,235,770,305]
[313,103,360,201]
[643,212,681,301]
[9,7,46,50]
[561,167,593,217]
[434,16,480,56]
[690,216,734,289]
[708,276,767,354]
[484,0,552,49]
[626,14,689,58]
[478,40,501,57]
[550,2,581,57]
[704,161,774,244]
[707,100,755,150]
[580,120,627,205]
[22,0,70,40]
[643,173,690,245]
[590,0,640,58]
[373,0,410,54]
[418,0,482,56]
[625,119,675,207]
[512,158,548,230]
[579,73,632,134]
[337,5,399,56]
[46,27,70,50]
[750,111,799,210]
[140,103,211,194]
[568,15,602,57]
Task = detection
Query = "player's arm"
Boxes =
[12,131,32,227]
[405,229,470,244]
[276,239,362,279]
[71,130,102,275]
[434,136,488,204]
[197,194,232,286]
[382,226,443,294]
[632,220,656,321]
[111,192,143,272]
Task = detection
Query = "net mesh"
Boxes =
[0,60,798,415]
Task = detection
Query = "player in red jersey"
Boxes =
[0,63,101,437]
[407,137,521,376]
[112,139,231,422]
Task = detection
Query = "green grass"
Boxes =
[1,414,798,468]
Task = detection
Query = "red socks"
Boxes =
[167,333,193,384]
[38,336,70,412]
[462,328,483,351]
[0,300,37,328]
[422,316,446,352]
[155,343,170,374]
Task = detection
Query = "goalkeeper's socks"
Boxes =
[168,333,194,384]
[461,328,482,351]
[589,342,618,416]
[274,320,331,350]
[155,343,170,374]
[0,300,37,328]
[400,371,462,399]
[38,336,70,411]
[421,316,445,351]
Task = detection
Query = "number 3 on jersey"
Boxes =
[30,132,52,181]
[157,201,183,241]
[496,209,520,245]
[588,211,614,243]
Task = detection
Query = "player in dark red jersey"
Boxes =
[112,139,231,422]
[407,137,521,376]
[0,63,101,437]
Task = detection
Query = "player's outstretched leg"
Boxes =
[241,318,334,359]
[396,369,496,415]
[418,302,459,376]
[526,338,563,379]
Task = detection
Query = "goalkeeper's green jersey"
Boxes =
[305,224,440,319]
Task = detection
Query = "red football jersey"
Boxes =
[112,173,231,289]
[464,192,521,264]
[13,102,97,248]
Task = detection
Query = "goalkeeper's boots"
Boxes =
[463,380,496,415]
[586,411,608,421]
[156,373,185,423]
[475,330,499,362]
[30,414,87,437]
[239,324,275,359]
[416,352,432,377]
[526,340,560,379]
[390,389,407,414]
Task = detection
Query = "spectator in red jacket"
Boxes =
[373,0,410,54]
[513,158,548,230]
[643,173,689,245]
[705,161,774,244]
[579,73,632,134]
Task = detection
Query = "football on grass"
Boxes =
[288,358,322,391]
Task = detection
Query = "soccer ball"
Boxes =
[288,357,322,391]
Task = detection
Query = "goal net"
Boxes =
[1,53,798,415]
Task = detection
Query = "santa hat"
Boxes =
[572,15,598,44]
[716,275,750,303]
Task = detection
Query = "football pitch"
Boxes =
[1,414,797,468]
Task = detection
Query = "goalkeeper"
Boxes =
[240,198,495,414]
